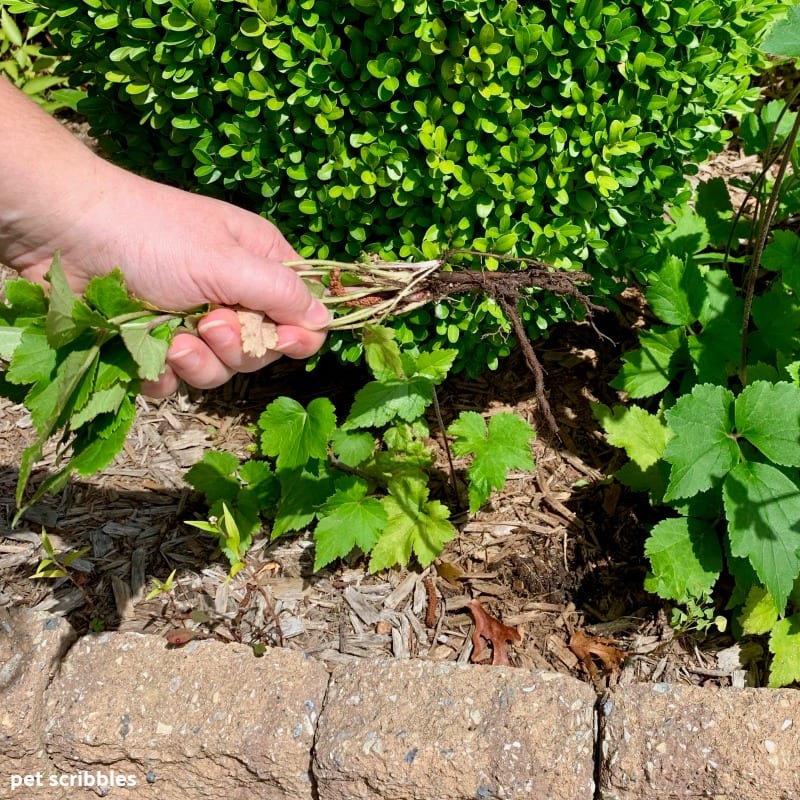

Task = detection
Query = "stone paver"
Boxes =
[43,632,329,799]
[2,605,800,800]
[0,609,75,800]
[598,682,800,800]
[313,659,597,800]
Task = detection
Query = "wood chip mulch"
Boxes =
[0,314,764,690]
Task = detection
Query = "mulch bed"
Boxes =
[0,307,755,690]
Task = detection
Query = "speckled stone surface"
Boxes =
[43,632,329,799]
[0,608,75,800]
[3,604,800,800]
[598,682,800,800]
[313,658,597,800]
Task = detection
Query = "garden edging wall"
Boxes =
[1,608,797,800]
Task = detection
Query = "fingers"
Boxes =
[140,308,327,397]
[207,248,331,331]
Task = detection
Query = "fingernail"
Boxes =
[275,336,303,357]
[305,300,331,328]
[168,348,201,370]
[197,318,236,346]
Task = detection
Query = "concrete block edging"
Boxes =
[1,609,799,800]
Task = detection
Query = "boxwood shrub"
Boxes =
[38,0,779,370]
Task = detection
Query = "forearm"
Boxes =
[0,77,114,271]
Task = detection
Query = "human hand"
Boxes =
[0,79,329,397]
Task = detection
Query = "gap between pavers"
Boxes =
[1,608,799,800]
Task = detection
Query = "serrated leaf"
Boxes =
[259,396,336,469]
[272,463,335,537]
[6,327,55,384]
[344,376,433,429]
[412,348,458,384]
[643,516,722,604]
[363,325,404,378]
[645,255,706,326]
[593,403,670,470]
[0,327,23,362]
[3,279,49,318]
[735,381,800,466]
[185,450,242,503]
[695,177,743,247]
[611,327,688,398]
[313,480,387,570]
[724,461,800,613]
[761,230,800,293]
[737,585,779,635]
[663,203,710,256]
[330,428,375,467]
[768,614,800,687]
[84,269,143,317]
[762,3,800,59]
[448,411,534,512]
[663,384,739,501]
[70,382,128,429]
[71,397,135,475]
[119,320,170,381]
[44,254,83,347]
[369,481,455,571]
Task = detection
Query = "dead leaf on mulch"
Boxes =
[569,629,626,682]
[466,599,522,666]
[237,309,279,357]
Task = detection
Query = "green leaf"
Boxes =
[259,396,336,469]
[762,3,800,59]
[645,255,706,326]
[184,450,242,504]
[593,403,670,470]
[85,269,142,317]
[412,348,458,384]
[363,325,404,378]
[611,327,688,398]
[3,279,48,318]
[663,203,710,256]
[313,480,387,570]
[119,321,170,381]
[448,411,535,512]
[71,398,135,475]
[761,231,800,293]
[70,382,127,428]
[643,516,722,604]
[724,462,800,613]
[44,255,82,347]
[344,377,433,429]
[663,384,739,501]
[735,382,800,467]
[768,614,800,688]
[6,327,55,385]
[330,428,375,467]
[738,585,779,635]
[272,463,335,537]
[369,480,455,571]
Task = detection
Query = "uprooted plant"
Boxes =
[0,249,595,567]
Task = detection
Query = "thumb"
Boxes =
[208,251,330,329]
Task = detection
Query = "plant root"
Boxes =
[292,253,608,436]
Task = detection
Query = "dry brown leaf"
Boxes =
[435,560,465,585]
[237,309,279,357]
[164,627,197,646]
[466,599,522,666]
[569,629,625,681]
